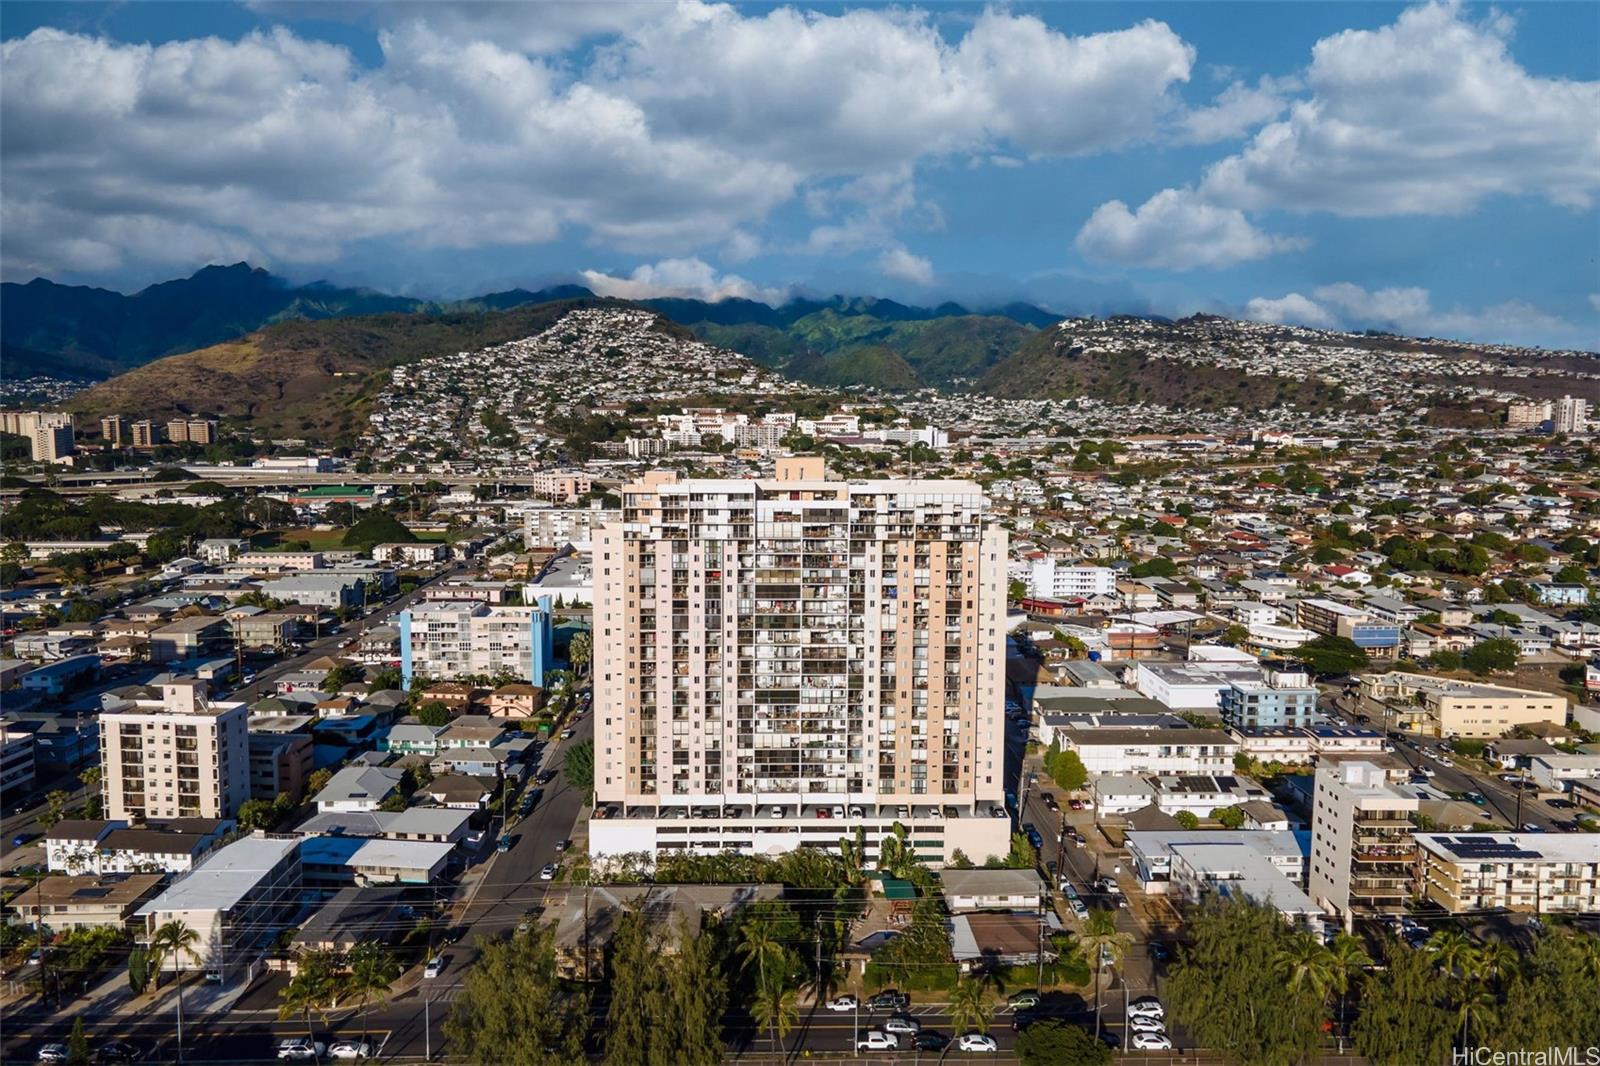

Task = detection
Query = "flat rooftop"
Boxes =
[1416,833,1600,864]
[137,834,300,915]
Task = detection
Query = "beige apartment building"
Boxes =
[1416,833,1600,915]
[1310,760,1419,930]
[166,418,218,444]
[1359,672,1567,738]
[130,420,157,448]
[100,415,130,446]
[1,410,75,463]
[590,459,1009,866]
[100,680,249,821]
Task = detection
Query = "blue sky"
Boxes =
[2,1,1596,348]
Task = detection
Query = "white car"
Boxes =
[540,862,559,880]
[423,955,444,979]
[329,1042,371,1060]
[856,1031,898,1051]
[832,806,845,819]
[277,1040,326,1061]
[1128,997,1165,1020]
[958,1033,998,1053]
[1129,1016,1166,1034]
[825,995,858,1012]
[1133,1032,1174,1051]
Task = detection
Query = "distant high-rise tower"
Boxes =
[101,415,130,447]
[1554,395,1590,435]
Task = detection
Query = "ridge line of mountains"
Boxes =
[1,261,1064,381]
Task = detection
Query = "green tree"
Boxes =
[1212,805,1246,830]
[1051,749,1089,791]
[1129,557,1178,579]
[750,982,799,1056]
[1015,1019,1109,1066]
[1294,635,1369,676]
[126,946,151,997]
[1352,944,1454,1066]
[416,702,451,728]
[1079,909,1132,1042]
[1168,899,1325,1066]
[948,972,993,1036]
[148,919,202,991]
[563,739,595,803]
[1427,648,1462,671]
[1173,810,1199,830]
[604,913,725,1066]
[278,950,340,1056]
[344,943,401,1042]
[445,925,588,1066]
[1463,638,1519,675]
[66,1018,89,1065]
[1274,931,1336,1002]
[39,789,70,829]
[236,797,279,832]
[1494,931,1600,1052]
[305,768,334,796]
[1326,932,1372,1047]
[1222,623,1250,646]
[567,631,592,677]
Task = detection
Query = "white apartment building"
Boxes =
[1026,558,1118,601]
[100,680,249,822]
[1554,395,1590,435]
[1056,725,1239,776]
[523,507,619,550]
[590,458,1008,866]
[1416,833,1600,915]
[399,600,553,687]
[1309,760,1419,930]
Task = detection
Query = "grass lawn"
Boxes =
[254,528,352,551]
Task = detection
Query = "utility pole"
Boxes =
[1035,892,1047,992]
[424,992,432,1061]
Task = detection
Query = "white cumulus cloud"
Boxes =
[580,257,788,305]
[877,248,935,286]
[1074,188,1307,270]
[1245,282,1584,347]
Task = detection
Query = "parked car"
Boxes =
[867,989,910,1011]
[825,995,858,1012]
[855,1031,898,1051]
[957,1033,998,1053]
[1007,990,1041,1010]
[328,1041,372,1060]
[554,838,571,853]
[424,955,445,979]
[1041,793,1058,811]
[11,833,32,847]
[1130,1016,1167,1034]
[540,862,559,880]
[884,1015,921,1035]
[1128,997,1165,1019]
[1132,1032,1173,1051]
[95,1044,142,1064]
[277,1040,326,1061]
[37,1045,69,1063]
[914,1032,950,1051]
[497,834,512,853]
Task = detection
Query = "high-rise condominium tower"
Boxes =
[590,458,1008,864]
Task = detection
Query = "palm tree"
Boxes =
[751,982,799,1059]
[837,828,867,887]
[1079,909,1132,1042]
[149,920,203,1062]
[948,973,993,1036]
[279,950,340,1061]
[1325,932,1372,1049]
[1573,933,1600,986]
[343,944,400,1044]
[1475,939,1518,986]
[1426,929,1479,979]
[1274,931,1336,1002]
[1455,980,1497,1050]
[736,919,789,1054]
[567,631,592,678]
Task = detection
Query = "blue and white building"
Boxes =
[398,599,554,687]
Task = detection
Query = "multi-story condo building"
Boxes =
[1415,833,1600,915]
[1506,399,1552,429]
[100,415,130,446]
[166,418,218,445]
[100,680,249,821]
[1554,395,1590,435]
[1,411,76,463]
[398,600,554,687]
[1358,672,1567,738]
[590,459,1008,866]
[1025,557,1117,601]
[528,469,594,503]
[523,506,618,550]
[0,726,37,797]
[130,420,157,448]
[1310,760,1419,930]
[1219,665,1319,729]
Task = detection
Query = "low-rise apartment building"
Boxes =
[1358,672,1567,738]
[1056,726,1240,777]
[8,873,165,933]
[1218,665,1318,729]
[1296,598,1401,657]
[1416,833,1600,915]
[398,600,554,687]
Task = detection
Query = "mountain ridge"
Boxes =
[1,263,1063,382]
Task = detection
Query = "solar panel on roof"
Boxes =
[1216,776,1238,790]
